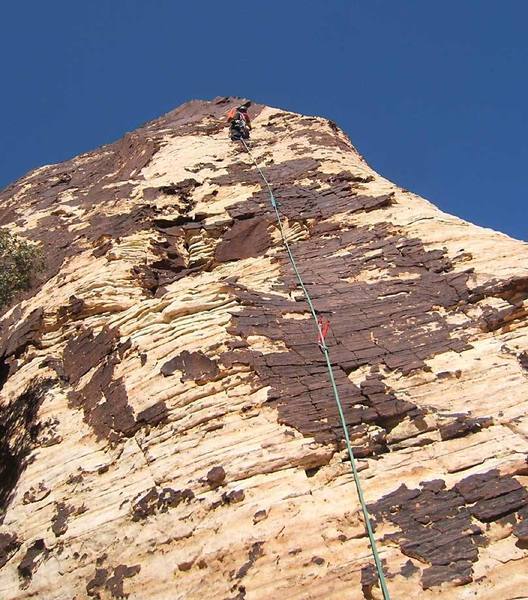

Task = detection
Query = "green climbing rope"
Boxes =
[240,138,391,600]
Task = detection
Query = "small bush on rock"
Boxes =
[0,229,43,309]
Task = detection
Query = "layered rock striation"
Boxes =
[0,97,527,599]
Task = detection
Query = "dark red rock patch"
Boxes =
[86,567,109,598]
[106,564,141,598]
[143,177,201,211]
[210,157,321,194]
[514,508,528,546]
[223,489,245,504]
[63,327,167,441]
[134,226,189,293]
[0,379,53,513]
[0,532,20,569]
[422,562,473,589]
[0,307,43,359]
[57,295,86,324]
[473,275,528,305]
[232,541,265,581]
[211,488,245,510]
[369,480,480,589]
[63,325,119,384]
[479,302,528,333]
[17,538,49,584]
[36,416,62,447]
[136,400,168,427]
[369,470,528,589]
[360,373,416,432]
[400,559,419,579]
[215,217,272,263]
[87,562,141,599]
[22,482,50,504]
[455,469,528,522]
[253,510,267,524]
[51,502,75,537]
[471,276,528,333]
[206,465,226,487]
[0,307,44,390]
[131,487,194,521]
[439,415,491,441]
[222,219,471,449]
[161,350,220,383]
[261,112,355,154]
[361,561,390,599]
[66,332,136,442]
[219,157,393,224]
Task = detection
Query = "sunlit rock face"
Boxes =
[0,97,527,599]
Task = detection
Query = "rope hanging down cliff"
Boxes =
[239,138,391,600]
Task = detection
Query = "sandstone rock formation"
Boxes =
[0,97,527,599]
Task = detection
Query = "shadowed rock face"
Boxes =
[0,97,527,599]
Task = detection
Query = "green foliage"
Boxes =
[0,229,44,310]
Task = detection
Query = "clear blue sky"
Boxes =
[1,1,526,240]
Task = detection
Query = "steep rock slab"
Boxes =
[0,97,527,599]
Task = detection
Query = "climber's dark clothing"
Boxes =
[227,107,251,141]
[229,119,250,140]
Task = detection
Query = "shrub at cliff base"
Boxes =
[0,229,43,310]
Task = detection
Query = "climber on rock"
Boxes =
[227,102,251,141]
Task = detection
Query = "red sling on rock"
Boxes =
[317,316,330,347]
